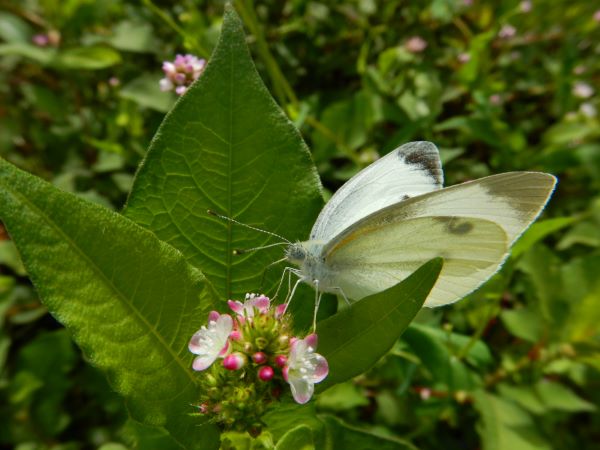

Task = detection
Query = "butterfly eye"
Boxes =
[285,244,306,264]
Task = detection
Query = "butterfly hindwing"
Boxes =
[323,215,508,306]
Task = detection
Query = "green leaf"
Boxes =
[124,5,323,300]
[274,425,315,450]
[55,46,122,70]
[0,240,26,275]
[473,390,551,450]
[320,415,417,450]
[12,330,76,436]
[119,74,175,112]
[0,158,220,450]
[0,42,56,64]
[0,12,33,43]
[534,380,596,413]
[316,382,369,411]
[501,307,544,343]
[107,21,157,53]
[316,258,442,390]
[511,217,578,259]
[402,322,482,390]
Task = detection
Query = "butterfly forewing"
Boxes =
[323,215,508,306]
[310,141,443,241]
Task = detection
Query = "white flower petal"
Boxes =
[311,354,329,383]
[288,375,314,404]
[193,354,217,371]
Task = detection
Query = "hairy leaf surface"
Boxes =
[0,158,219,450]
[125,5,323,300]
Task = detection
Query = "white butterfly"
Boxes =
[285,141,556,315]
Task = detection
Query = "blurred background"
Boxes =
[0,0,599,449]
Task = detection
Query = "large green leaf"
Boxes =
[124,5,323,301]
[0,158,220,450]
[316,258,442,390]
[473,390,551,450]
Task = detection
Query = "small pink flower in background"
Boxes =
[489,94,503,105]
[498,24,516,39]
[159,54,206,96]
[283,333,329,404]
[32,30,60,47]
[573,82,594,99]
[420,387,432,400]
[108,77,120,87]
[32,34,49,47]
[594,10,600,22]
[458,53,471,63]
[520,1,532,13]
[405,36,427,53]
[580,103,597,118]
[188,312,233,371]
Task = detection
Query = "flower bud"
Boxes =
[223,352,246,370]
[252,352,267,364]
[255,337,268,350]
[274,355,287,367]
[258,366,274,382]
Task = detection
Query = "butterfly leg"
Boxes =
[331,286,350,306]
[282,274,303,315]
[272,265,295,301]
[312,280,323,332]
[260,257,288,294]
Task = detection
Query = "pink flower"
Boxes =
[32,34,49,47]
[159,53,206,96]
[228,293,271,318]
[594,10,600,22]
[489,94,503,105]
[405,36,427,53]
[188,312,233,371]
[458,53,471,63]
[498,24,516,39]
[520,1,532,13]
[283,334,329,404]
[573,82,594,99]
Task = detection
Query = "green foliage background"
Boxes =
[0,0,599,449]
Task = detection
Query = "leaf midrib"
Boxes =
[3,183,197,386]
[225,35,234,299]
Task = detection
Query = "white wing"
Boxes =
[392,172,557,246]
[310,141,443,241]
[321,171,556,307]
[324,216,508,307]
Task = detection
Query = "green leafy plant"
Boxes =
[0,5,442,448]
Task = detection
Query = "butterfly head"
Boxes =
[285,243,307,265]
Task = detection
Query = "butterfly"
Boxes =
[284,141,556,316]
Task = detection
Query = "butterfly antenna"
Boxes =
[207,209,292,249]
[233,242,289,255]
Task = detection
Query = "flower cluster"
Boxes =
[159,54,206,95]
[188,294,328,430]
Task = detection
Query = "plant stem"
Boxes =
[141,0,209,57]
